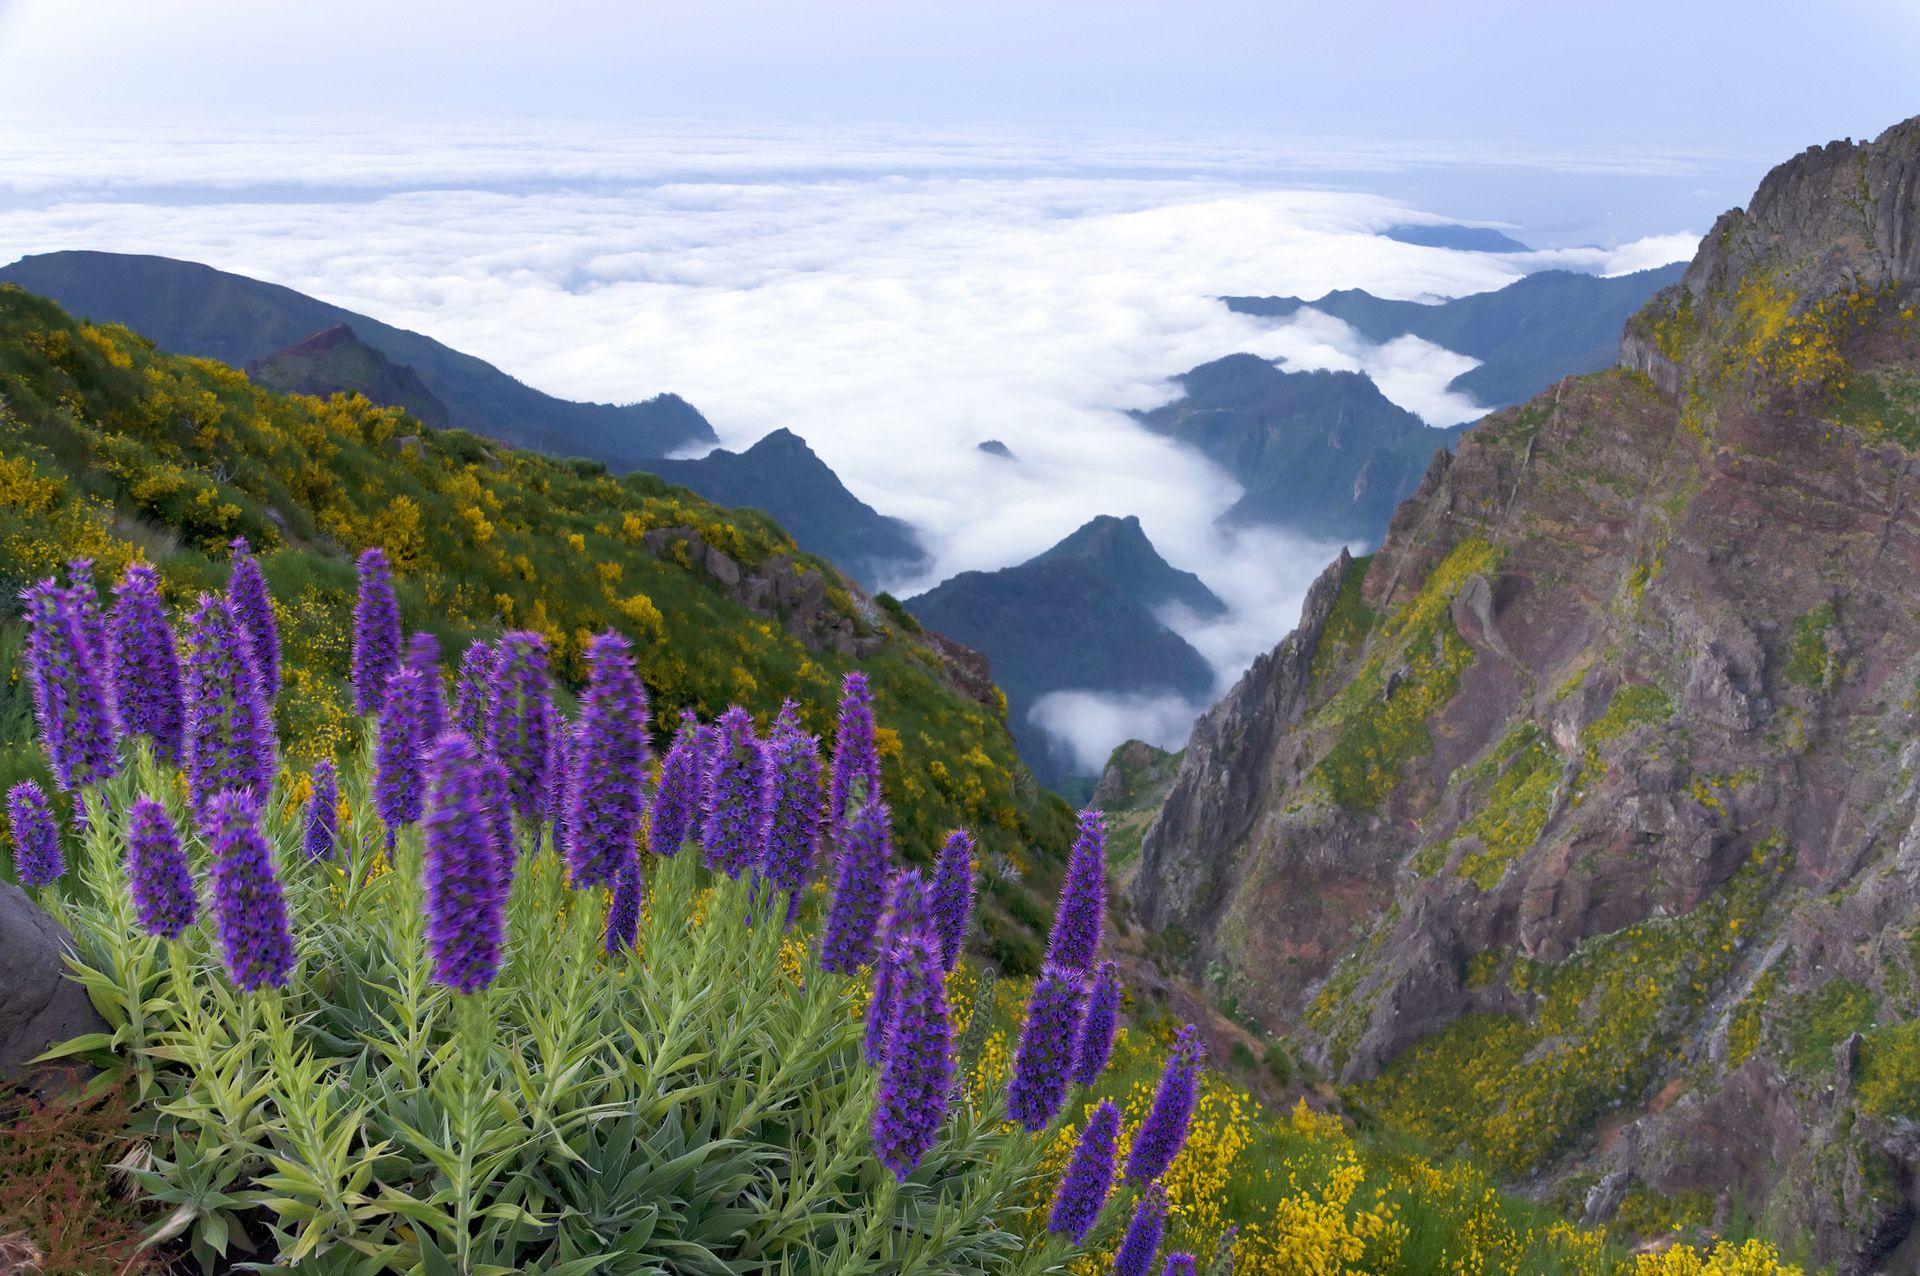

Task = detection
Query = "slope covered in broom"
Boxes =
[0,282,1073,968]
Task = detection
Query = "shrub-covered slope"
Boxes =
[0,282,1074,968]
[1134,117,1920,1268]
[0,251,717,466]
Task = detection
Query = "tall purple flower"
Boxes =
[226,536,280,697]
[700,705,763,879]
[422,732,507,994]
[405,632,446,746]
[1007,965,1087,1130]
[1045,809,1106,974]
[1070,961,1120,1087]
[6,781,62,887]
[1047,1099,1119,1243]
[827,671,881,833]
[549,722,576,859]
[304,760,339,861]
[109,563,185,764]
[375,667,434,832]
[452,640,494,741]
[485,631,555,824]
[756,700,822,922]
[870,928,953,1179]
[865,868,932,1063]
[20,580,118,791]
[351,547,402,716]
[648,712,702,856]
[182,592,274,809]
[1162,1255,1197,1276]
[481,755,517,894]
[818,796,893,975]
[567,632,651,889]
[202,791,296,991]
[1125,1025,1204,1184]
[605,854,643,954]
[126,796,196,938]
[64,560,109,671]
[1112,1183,1168,1276]
[930,828,975,970]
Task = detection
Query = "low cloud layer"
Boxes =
[0,120,1701,776]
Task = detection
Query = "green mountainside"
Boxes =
[247,323,452,428]
[1134,356,1464,543]
[647,427,930,589]
[907,515,1216,786]
[1224,263,1687,409]
[0,251,716,467]
[0,282,1074,969]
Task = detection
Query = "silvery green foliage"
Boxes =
[48,747,1075,1275]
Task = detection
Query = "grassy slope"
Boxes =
[0,283,1073,969]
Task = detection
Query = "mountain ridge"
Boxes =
[0,250,717,467]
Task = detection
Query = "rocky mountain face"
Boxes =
[1134,355,1463,543]
[1132,117,1920,1269]
[645,428,929,591]
[908,515,1218,787]
[0,251,717,465]
[1225,262,1687,409]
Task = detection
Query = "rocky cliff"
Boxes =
[1132,116,1920,1269]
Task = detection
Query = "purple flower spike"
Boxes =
[202,791,296,991]
[1047,1099,1119,1243]
[1125,1025,1204,1184]
[421,733,507,993]
[549,722,576,859]
[182,592,274,810]
[452,640,494,742]
[567,632,650,889]
[605,853,643,954]
[1070,961,1120,1087]
[930,828,974,971]
[756,700,822,921]
[827,671,881,833]
[1112,1183,1168,1276]
[1045,809,1106,974]
[481,755,517,895]
[20,580,119,791]
[6,781,63,887]
[818,796,893,975]
[405,632,446,746]
[870,928,953,1179]
[374,667,435,833]
[700,705,763,879]
[351,548,402,716]
[64,560,110,673]
[1007,963,1087,1131]
[865,868,932,1064]
[110,563,185,764]
[647,712,702,857]
[485,631,556,824]
[226,537,280,697]
[126,796,195,938]
[304,760,339,861]
[1162,1256,1198,1276]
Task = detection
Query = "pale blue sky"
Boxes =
[1,0,1915,147]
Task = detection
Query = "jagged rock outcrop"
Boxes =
[640,527,881,657]
[1131,116,1920,1269]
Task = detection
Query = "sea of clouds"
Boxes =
[0,119,1702,774]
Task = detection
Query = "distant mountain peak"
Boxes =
[1036,514,1226,618]
[246,323,452,429]
[977,439,1017,460]
[1383,222,1532,253]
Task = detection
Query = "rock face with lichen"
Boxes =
[1132,116,1920,1270]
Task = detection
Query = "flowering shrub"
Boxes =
[10,555,1197,1274]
